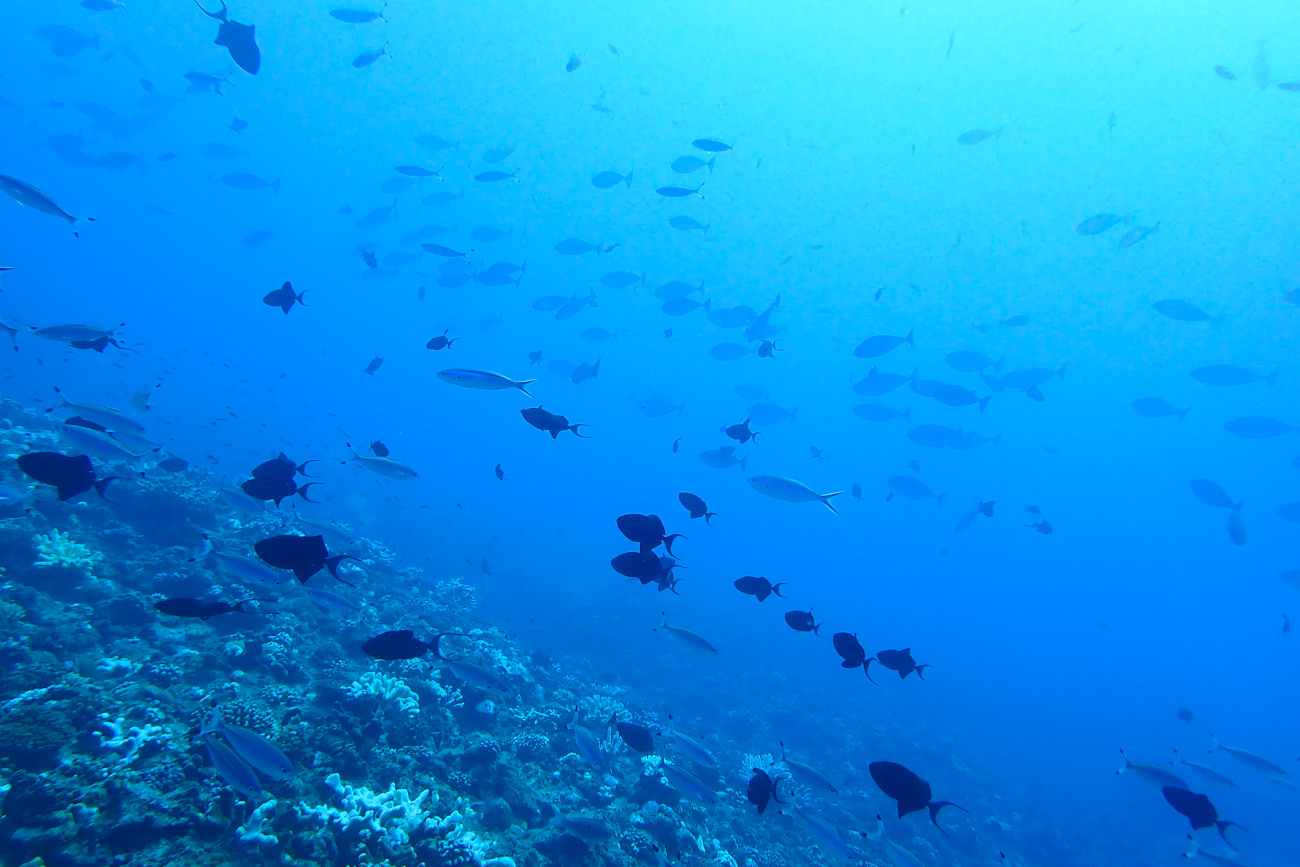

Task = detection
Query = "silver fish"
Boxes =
[0,173,93,235]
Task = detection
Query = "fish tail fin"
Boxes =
[324,554,358,583]
[1178,407,1189,423]
[233,598,271,614]
[791,406,799,422]
[703,223,711,233]
[704,512,717,527]
[905,328,914,346]
[902,406,911,421]
[569,424,591,438]
[979,395,991,413]
[1056,363,1067,378]
[272,179,281,194]
[927,801,966,833]
[93,477,121,500]
[296,289,309,306]
[1266,371,1279,387]
[517,379,537,397]
[821,492,843,514]
[916,664,931,680]
[625,170,633,187]
[740,456,748,471]
[937,492,947,508]
[864,658,878,684]
[707,156,715,173]
[772,583,786,598]
[295,482,321,503]
[1216,820,1243,846]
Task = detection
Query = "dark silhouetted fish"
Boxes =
[196,1,261,75]
[723,418,760,443]
[784,608,820,635]
[609,714,656,753]
[362,629,430,660]
[425,330,458,350]
[747,768,786,814]
[1222,417,1294,439]
[521,406,588,438]
[353,45,390,68]
[262,281,306,313]
[1213,65,1236,80]
[330,7,387,23]
[866,648,930,683]
[617,513,683,555]
[17,452,119,501]
[155,596,265,619]
[678,492,716,526]
[254,534,356,583]
[869,761,966,833]
[734,575,785,602]
[364,357,383,375]
[832,632,867,671]
[1161,787,1239,844]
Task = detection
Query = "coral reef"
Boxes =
[32,527,100,572]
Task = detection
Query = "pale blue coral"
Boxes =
[32,528,101,572]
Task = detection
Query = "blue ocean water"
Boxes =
[1,1,1298,865]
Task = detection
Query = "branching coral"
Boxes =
[346,671,420,717]
[32,528,101,572]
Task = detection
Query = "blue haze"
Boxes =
[1,0,1298,864]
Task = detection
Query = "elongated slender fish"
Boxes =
[437,369,535,396]
[747,476,842,513]
[1210,735,1290,780]
[1116,748,1188,788]
[655,614,718,654]
[0,174,94,236]
[344,443,418,479]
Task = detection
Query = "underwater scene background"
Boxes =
[1,0,1298,865]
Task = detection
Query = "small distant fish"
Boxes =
[421,243,469,260]
[671,155,715,174]
[591,170,633,189]
[425,330,459,351]
[565,53,584,72]
[221,172,279,192]
[1213,65,1236,81]
[474,170,518,183]
[656,184,704,199]
[1119,222,1159,248]
[344,443,418,480]
[1191,364,1276,387]
[1131,397,1189,422]
[370,440,389,457]
[999,314,1030,328]
[1077,211,1137,235]
[668,215,710,232]
[853,330,913,359]
[329,7,387,24]
[242,229,273,247]
[520,405,588,438]
[692,139,732,152]
[363,357,383,375]
[957,127,1001,145]
[554,238,599,256]
[353,44,390,68]
[262,281,307,313]
[655,614,718,654]
[494,463,504,481]
[1154,299,1220,323]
